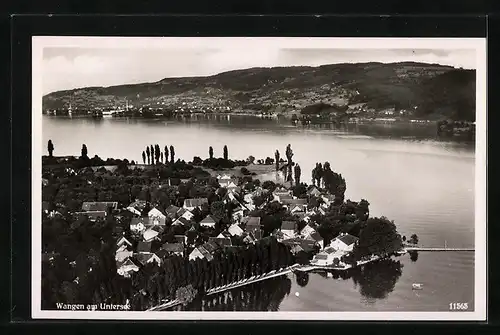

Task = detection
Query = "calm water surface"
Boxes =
[42,115,475,311]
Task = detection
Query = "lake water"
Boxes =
[42,114,476,311]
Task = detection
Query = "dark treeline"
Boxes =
[128,237,295,310]
[42,155,211,212]
[437,120,475,142]
[312,162,347,203]
[42,212,130,309]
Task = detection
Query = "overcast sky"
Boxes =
[42,47,476,94]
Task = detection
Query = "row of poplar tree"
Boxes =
[141,144,176,165]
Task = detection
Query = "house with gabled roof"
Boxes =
[321,194,336,207]
[290,204,307,215]
[282,238,316,253]
[300,224,316,237]
[137,241,152,254]
[217,174,232,180]
[282,198,307,208]
[174,235,187,245]
[217,231,232,239]
[134,253,162,266]
[143,228,159,242]
[74,211,107,222]
[130,217,147,233]
[330,233,359,252]
[173,216,191,226]
[200,215,217,228]
[313,207,327,216]
[243,193,255,209]
[226,180,241,193]
[273,191,293,204]
[154,248,169,260]
[148,207,166,226]
[280,221,297,239]
[183,198,209,211]
[228,223,244,237]
[165,205,180,219]
[117,258,139,277]
[126,200,147,216]
[150,224,165,234]
[232,205,245,223]
[243,216,261,229]
[161,242,185,256]
[225,191,240,205]
[243,232,256,244]
[218,178,237,187]
[82,201,118,212]
[307,186,322,197]
[243,216,262,239]
[117,236,133,248]
[305,231,324,249]
[115,247,133,263]
[189,245,214,262]
[209,236,232,248]
[176,207,194,221]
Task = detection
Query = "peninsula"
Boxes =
[42,141,418,310]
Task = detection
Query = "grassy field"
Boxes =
[200,163,277,178]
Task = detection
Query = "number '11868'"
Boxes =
[449,303,468,310]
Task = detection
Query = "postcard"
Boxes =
[32,36,486,320]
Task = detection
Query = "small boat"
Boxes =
[412,283,423,290]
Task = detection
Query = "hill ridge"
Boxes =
[42,62,475,121]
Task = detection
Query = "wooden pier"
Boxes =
[405,247,474,252]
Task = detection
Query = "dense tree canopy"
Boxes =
[353,217,403,259]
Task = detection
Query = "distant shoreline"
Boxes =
[43,112,444,124]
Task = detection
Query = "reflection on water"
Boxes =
[296,259,404,303]
[295,272,310,287]
[409,251,419,262]
[177,276,292,311]
[353,259,403,303]
[178,259,404,311]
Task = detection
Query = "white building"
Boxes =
[330,233,359,252]
[117,258,139,278]
[130,218,146,233]
[200,215,217,228]
[148,207,166,225]
[310,247,344,266]
[143,229,159,242]
[228,223,244,237]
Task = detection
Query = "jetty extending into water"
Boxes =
[405,247,474,252]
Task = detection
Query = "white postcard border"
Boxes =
[31,36,487,321]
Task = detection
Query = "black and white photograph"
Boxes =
[32,37,486,320]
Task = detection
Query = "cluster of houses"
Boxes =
[47,172,360,277]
